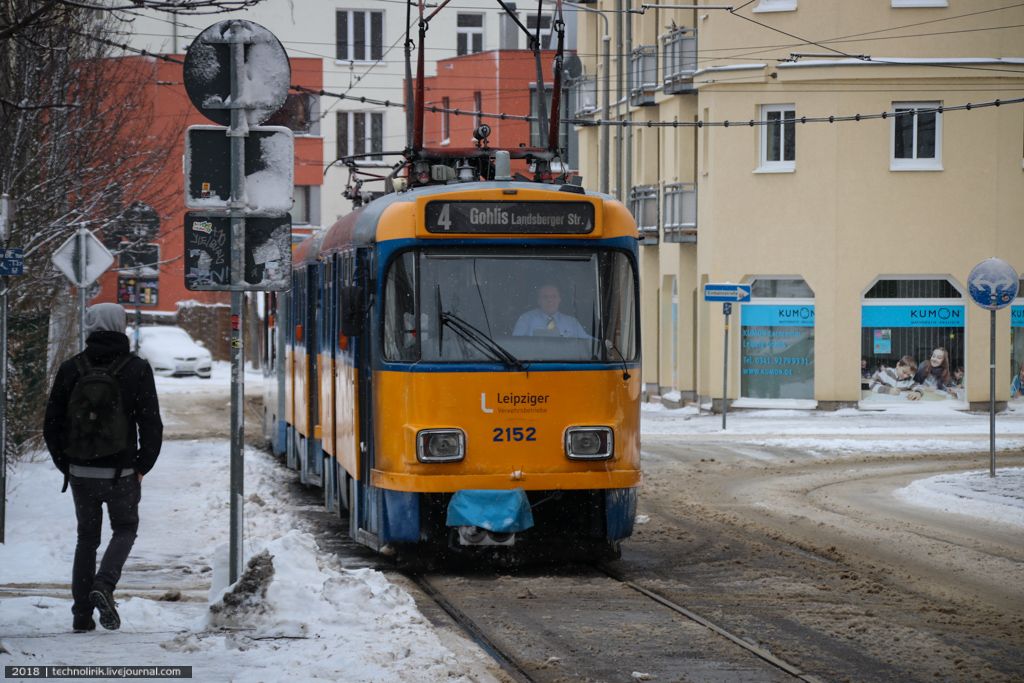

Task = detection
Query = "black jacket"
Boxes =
[44,331,163,476]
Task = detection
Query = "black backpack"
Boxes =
[65,353,132,461]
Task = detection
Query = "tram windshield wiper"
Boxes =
[440,310,525,371]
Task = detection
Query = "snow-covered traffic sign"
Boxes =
[184,125,294,214]
[51,228,114,287]
[183,20,290,127]
[967,258,1019,310]
[184,213,291,292]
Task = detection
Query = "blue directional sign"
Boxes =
[0,248,24,276]
[967,258,1019,310]
[704,283,751,303]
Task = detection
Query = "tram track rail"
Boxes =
[595,564,824,683]
[399,560,826,683]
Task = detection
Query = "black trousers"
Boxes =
[69,475,141,617]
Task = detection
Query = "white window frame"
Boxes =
[757,104,796,173]
[890,101,942,171]
[335,9,383,63]
[456,13,484,56]
[891,0,947,8]
[336,111,384,161]
[526,13,552,49]
[753,0,797,12]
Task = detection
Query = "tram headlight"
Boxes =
[565,427,613,460]
[416,429,466,463]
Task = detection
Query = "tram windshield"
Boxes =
[383,249,637,364]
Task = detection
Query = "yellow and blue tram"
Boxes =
[264,162,641,557]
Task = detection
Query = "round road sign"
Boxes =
[967,257,1019,310]
[184,20,291,127]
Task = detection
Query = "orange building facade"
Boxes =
[420,49,574,173]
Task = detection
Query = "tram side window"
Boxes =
[600,252,638,361]
[383,252,417,361]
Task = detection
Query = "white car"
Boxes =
[131,325,213,379]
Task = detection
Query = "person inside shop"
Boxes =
[913,346,956,398]
[869,355,921,399]
[1011,363,1024,399]
[513,284,589,338]
[861,358,873,389]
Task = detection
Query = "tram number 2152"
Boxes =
[492,426,537,442]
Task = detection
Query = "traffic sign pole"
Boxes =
[722,302,732,430]
[990,309,996,477]
[227,23,247,586]
[965,258,1020,479]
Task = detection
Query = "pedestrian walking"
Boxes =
[43,303,163,632]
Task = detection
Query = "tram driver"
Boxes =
[513,284,589,339]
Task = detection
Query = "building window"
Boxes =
[891,101,941,170]
[662,183,696,243]
[441,97,450,144]
[629,185,658,245]
[759,104,795,171]
[457,13,484,55]
[629,45,658,106]
[336,111,384,161]
[741,277,815,401]
[525,13,552,49]
[292,186,310,224]
[119,243,160,274]
[753,0,797,11]
[861,277,965,405]
[264,93,320,135]
[662,27,697,95]
[336,9,383,62]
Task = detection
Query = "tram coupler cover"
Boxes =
[446,489,534,534]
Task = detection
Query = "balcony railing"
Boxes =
[663,182,697,243]
[572,74,598,118]
[629,185,659,244]
[629,45,658,107]
[662,28,697,95]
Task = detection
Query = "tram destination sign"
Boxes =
[424,201,594,234]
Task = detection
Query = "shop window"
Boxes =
[861,277,964,404]
[741,277,815,400]
[1012,282,1024,402]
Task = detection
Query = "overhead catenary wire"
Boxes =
[72,29,1024,132]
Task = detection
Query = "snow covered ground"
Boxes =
[642,400,1024,528]
[1,369,1022,681]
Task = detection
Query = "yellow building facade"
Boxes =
[575,0,1024,410]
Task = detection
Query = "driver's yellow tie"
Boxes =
[547,316,556,330]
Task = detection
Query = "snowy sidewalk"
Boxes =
[0,442,499,683]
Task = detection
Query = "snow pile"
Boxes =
[0,444,490,683]
[895,467,1024,528]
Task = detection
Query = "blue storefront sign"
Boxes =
[861,305,964,328]
[741,304,815,327]
[1012,305,1023,328]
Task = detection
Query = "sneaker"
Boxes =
[89,586,120,630]
[72,615,95,633]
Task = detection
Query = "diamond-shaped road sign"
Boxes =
[51,228,114,287]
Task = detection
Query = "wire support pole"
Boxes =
[989,308,996,477]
